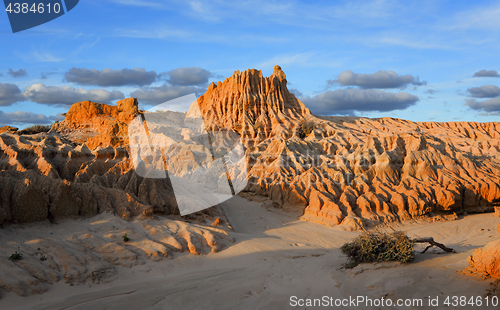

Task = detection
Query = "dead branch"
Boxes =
[412,237,456,254]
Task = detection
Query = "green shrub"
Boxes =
[122,233,129,242]
[341,231,415,268]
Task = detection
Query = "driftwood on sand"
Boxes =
[412,237,456,253]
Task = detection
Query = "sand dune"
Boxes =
[1,196,498,309]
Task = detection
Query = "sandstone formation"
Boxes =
[0,126,18,134]
[0,120,232,296]
[2,66,500,231]
[52,97,140,149]
[3,66,500,231]
[189,65,500,230]
[189,65,310,142]
[0,132,228,227]
[466,225,500,279]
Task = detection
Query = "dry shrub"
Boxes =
[341,231,415,268]
[298,119,316,138]
[233,123,243,132]
[18,124,51,135]
[487,279,500,298]
[253,121,263,130]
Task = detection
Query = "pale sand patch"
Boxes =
[1,196,499,309]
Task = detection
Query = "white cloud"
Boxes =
[0,83,25,106]
[7,69,28,78]
[257,52,318,68]
[23,84,124,106]
[0,110,60,126]
[31,51,64,63]
[374,35,451,50]
[449,4,500,30]
[166,67,212,86]
[331,70,426,89]
[465,97,500,113]
[64,67,158,87]
[473,69,499,78]
[288,88,303,97]
[467,85,500,98]
[302,88,419,115]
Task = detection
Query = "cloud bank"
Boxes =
[166,67,213,86]
[329,70,426,89]
[7,69,28,78]
[465,98,500,113]
[301,88,419,115]
[0,83,25,106]
[64,67,158,87]
[473,70,499,77]
[23,84,124,106]
[0,110,60,126]
[467,85,500,98]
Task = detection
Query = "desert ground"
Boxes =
[1,195,498,310]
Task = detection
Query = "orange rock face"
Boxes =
[189,65,311,142]
[0,133,226,226]
[0,126,18,134]
[1,66,500,231]
[52,97,139,149]
[466,226,500,278]
[191,66,500,229]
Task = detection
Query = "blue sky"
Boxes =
[1,0,500,127]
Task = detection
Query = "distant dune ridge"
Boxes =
[1,65,500,230]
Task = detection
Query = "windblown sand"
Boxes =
[1,196,498,310]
